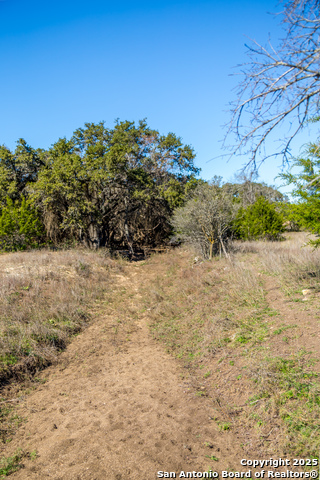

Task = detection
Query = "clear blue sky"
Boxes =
[0,0,317,194]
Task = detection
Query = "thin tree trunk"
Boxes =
[209,242,213,260]
[124,196,134,258]
[219,236,230,259]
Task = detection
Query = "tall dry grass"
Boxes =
[143,248,267,360]
[234,232,320,291]
[0,249,115,384]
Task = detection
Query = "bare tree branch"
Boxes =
[225,0,320,169]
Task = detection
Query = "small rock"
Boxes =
[302,289,311,296]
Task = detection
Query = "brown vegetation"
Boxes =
[0,249,117,386]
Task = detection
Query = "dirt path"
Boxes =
[6,264,241,480]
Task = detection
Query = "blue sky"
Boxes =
[1,0,318,194]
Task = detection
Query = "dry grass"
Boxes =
[235,232,320,294]
[233,231,312,253]
[247,351,320,457]
[143,235,320,458]
[143,249,269,360]
[0,249,117,384]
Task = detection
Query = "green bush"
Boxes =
[280,140,320,246]
[235,196,284,241]
[0,197,45,251]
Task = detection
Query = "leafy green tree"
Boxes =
[235,196,284,241]
[281,141,320,245]
[0,140,43,207]
[31,120,199,249]
[0,197,44,251]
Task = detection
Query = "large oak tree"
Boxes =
[31,120,199,249]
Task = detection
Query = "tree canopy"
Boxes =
[0,120,294,254]
[0,120,200,251]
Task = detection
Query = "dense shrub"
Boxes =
[235,196,284,241]
[0,197,44,251]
